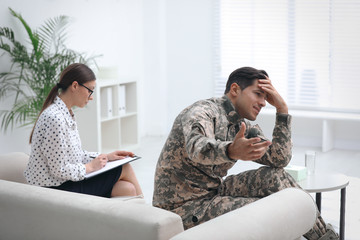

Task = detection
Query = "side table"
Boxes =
[298,173,349,240]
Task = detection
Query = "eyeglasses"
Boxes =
[78,82,94,98]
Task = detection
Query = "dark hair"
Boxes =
[29,63,95,143]
[224,67,268,94]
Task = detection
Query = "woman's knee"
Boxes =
[123,181,137,195]
[112,180,137,197]
[120,163,136,179]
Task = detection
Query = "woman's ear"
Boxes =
[70,81,79,91]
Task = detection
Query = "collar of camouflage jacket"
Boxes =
[220,95,243,125]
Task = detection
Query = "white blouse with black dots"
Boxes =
[24,96,98,187]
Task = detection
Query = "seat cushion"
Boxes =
[0,152,29,183]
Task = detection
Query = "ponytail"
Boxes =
[29,84,61,144]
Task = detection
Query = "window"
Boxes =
[214,0,360,112]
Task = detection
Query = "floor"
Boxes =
[131,136,360,240]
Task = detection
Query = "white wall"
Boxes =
[142,0,214,135]
[141,0,168,136]
[165,0,214,128]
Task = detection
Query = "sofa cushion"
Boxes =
[0,179,184,240]
[0,152,29,183]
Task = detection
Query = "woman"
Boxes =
[24,63,143,198]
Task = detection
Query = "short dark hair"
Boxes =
[224,67,268,94]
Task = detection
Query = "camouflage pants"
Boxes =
[174,166,326,239]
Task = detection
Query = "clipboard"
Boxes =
[85,156,141,179]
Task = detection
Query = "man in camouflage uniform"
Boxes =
[153,67,338,239]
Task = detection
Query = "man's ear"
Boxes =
[229,83,240,96]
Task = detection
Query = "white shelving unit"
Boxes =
[76,78,139,153]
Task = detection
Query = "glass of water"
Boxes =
[305,151,316,175]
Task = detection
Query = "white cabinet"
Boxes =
[76,78,139,153]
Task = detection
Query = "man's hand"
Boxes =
[258,77,288,114]
[227,122,271,161]
[107,150,134,161]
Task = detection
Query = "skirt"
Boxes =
[49,166,123,198]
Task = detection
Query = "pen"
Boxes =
[90,156,96,159]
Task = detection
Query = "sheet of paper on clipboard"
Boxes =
[85,156,141,179]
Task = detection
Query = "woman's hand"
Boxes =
[107,150,134,161]
[85,154,108,173]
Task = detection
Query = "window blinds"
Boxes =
[214,0,360,112]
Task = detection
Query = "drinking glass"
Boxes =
[305,151,316,175]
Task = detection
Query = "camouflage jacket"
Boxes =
[152,95,292,211]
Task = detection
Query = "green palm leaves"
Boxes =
[0,8,97,132]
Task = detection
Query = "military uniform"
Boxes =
[153,95,328,239]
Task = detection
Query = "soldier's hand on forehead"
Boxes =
[258,77,288,114]
[227,122,271,161]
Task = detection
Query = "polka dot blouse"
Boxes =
[24,96,98,187]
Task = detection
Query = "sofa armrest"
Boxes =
[171,188,317,240]
[0,152,29,183]
[0,180,184,240]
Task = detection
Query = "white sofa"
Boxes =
[0,152,317,240]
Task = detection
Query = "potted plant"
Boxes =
[0,8,98,132]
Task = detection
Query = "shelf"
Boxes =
[119,112,137,118]
[100,112,137,122]
[76,78,139,153]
